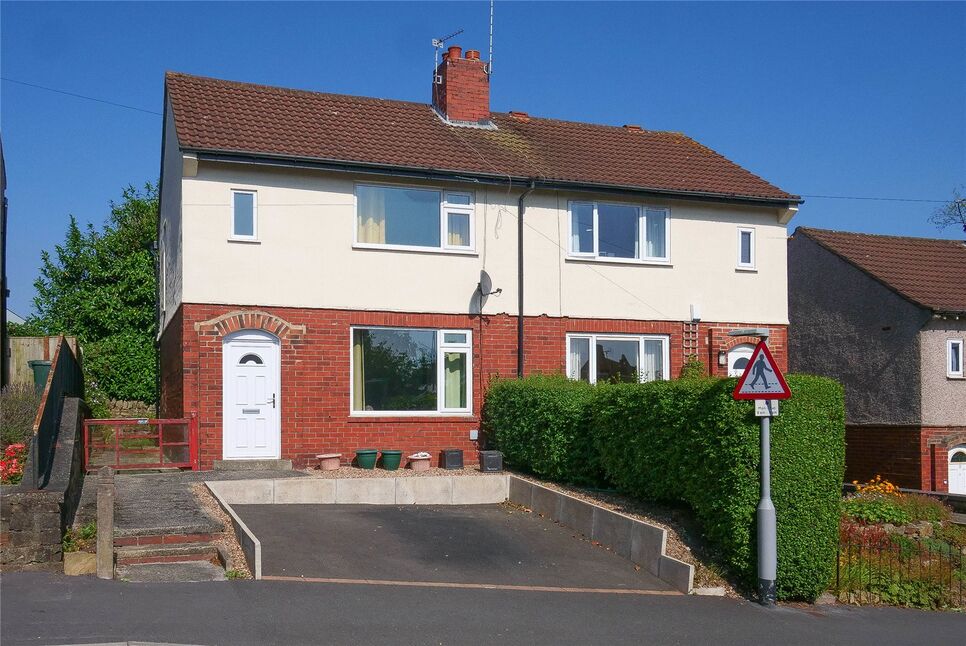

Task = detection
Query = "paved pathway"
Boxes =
[3,572,964,646]
[75,469,308,535]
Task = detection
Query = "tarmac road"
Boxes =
[2,572,963,646]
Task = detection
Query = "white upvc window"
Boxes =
[230,190,257,241]
[737,227,756,270]
[568,201,669,263]
[350,326,473,415]
[355,184,475,252]
[948,339,964,378]
[566,333,670,384]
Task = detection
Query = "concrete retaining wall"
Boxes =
[508,477,694,593]
[206,475,510,506]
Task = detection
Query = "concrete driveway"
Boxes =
[232,503,673,593]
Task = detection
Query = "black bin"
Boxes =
[478,450,503,473]
[440,448,464,470]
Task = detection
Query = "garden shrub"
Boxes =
[841,496,911,525]
[1,382,40,448]
[592,375,844,600]
[895,493,950,523]
[484,373,845,601]
[482,375,602,484]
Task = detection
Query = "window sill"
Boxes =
[353,243,478,257]
[735,266,758,273]
[228,238,261,245]
[947,375,965,380]
[565,256,671,267]
[348,413,478,422]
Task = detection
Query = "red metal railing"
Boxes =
[83,413,199,472]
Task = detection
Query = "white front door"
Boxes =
[949,447,966,495]
[223,331,280,459]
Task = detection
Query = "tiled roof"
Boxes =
[164,72,798,203]
[796,227,966,314]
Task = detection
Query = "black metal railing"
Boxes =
[835,537,965,610]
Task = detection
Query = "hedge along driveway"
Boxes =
[484,375,845,601]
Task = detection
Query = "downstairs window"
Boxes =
[351,327,472,414]
[567,334,669,384]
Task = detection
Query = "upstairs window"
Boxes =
[949,339,964,378]
[356,185,474,251]
[569,201,668,262]
[737,227,756,269]
[231,190,257,240]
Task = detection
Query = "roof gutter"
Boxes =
[188,149,803,208]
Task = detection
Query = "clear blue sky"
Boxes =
[2,1,964,316]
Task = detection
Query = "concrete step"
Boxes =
[115,542,224,567]
[213,459,292,471]
[116,560,227,582]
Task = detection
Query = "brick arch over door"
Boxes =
[193,310,307,340]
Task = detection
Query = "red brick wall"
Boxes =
[845,424,966,492]
[168,303,787,470]
[159,306,184,418]
[845,425,923,489]
[922,426,966,492]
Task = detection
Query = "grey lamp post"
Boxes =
[728,328,777,606]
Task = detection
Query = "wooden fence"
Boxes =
[4,336,79,386]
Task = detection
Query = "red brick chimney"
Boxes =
[433,45,490,124]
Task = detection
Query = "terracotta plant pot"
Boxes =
[317,453,342,471]
[409,453,431,472]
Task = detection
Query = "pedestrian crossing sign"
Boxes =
[733,341,791,400]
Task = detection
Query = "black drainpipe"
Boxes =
[517,181,536,378]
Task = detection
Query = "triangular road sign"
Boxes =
[733,341,791,400]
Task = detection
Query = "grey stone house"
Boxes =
[788,227,966,493]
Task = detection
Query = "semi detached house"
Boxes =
[158,46,801,469]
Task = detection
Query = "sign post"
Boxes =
[729,329,791,606]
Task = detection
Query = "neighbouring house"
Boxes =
[788,227,966,493]
[158,45,801,469]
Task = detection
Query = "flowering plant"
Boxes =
[853,475,902,498]
[0,443,28,484]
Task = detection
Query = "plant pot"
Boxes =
[317,453,342,471]
[380,450,403,471]
[409,455,431,472]
[355,449,378,470]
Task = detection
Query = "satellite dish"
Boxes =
[477,270,501,310]
[479,270,493,296]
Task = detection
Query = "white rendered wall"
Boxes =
[178,162,790,324]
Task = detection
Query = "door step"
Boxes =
[116,560,227,582]
[114,541,227,582]
[115,542,225,567]
[213,459,292,471]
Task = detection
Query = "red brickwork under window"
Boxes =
[846,425,966,492]
[160,303,788,470]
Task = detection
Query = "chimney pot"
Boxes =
[447,45,463,60]
[465,49,481,61]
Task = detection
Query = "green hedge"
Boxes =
[483,374,845,601]
[482,375,602,485]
